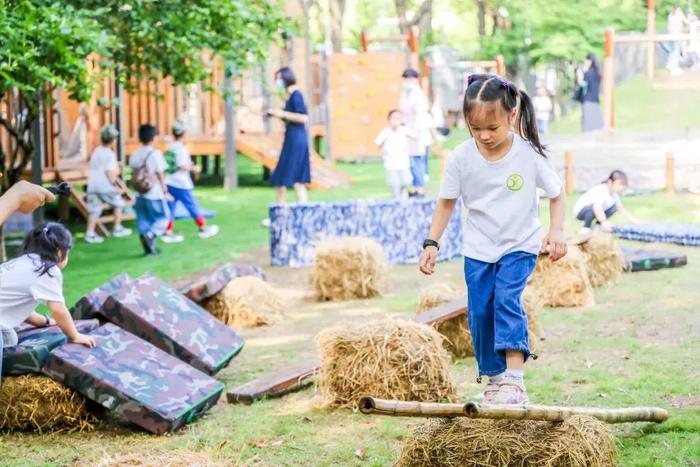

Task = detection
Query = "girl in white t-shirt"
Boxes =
[0,223,96,386]
[573,170,639,232]
[419,74,567,405]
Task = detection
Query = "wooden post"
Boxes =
[407,26,420,70]
[564,150,575,194]
[495,55,506,76]
[223,66,238,190]
[603,28,615,128]
[360,31,368,52]
[665,151,674,194]
[646,0,656,80]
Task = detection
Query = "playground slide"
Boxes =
[44,323,224,435]
[235,133,352,191]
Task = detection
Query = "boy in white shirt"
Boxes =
[84,125,132,243]
[375,110,412,201]
[163,120,218,241]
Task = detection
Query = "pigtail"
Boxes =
[515,89,547,158]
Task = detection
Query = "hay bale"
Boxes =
[580,232,625,287]
[93,450,219,467]
[416,283,464,312]
[396,415,618,467]
[426,287,542,359]
[529,246,595,307]
[0,375,96,433]
[310,237,387,301]
[205,276,284,329]
[316,318,457,407]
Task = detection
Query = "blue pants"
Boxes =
[134,196,170,236]
[410,154,427,188]
[167,185,202,221]
[576,204,617,228]
[464,251,537,377]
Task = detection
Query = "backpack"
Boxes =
[131,150,155,195]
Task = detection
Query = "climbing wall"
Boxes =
[327,52,406,161]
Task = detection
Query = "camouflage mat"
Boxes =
[43,323,224,435]
[70,273,132,320]
[622,247,688,272]
[102,274,244,375]
[2,320,100,376]
[179,263,266,303]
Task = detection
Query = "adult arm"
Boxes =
[0,181,56,225]
[419,198,458,275]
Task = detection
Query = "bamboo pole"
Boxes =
[665,151,674,194]
[359,397,466,418]
[465,402,669,424]
[359,397,669,424]
[564,150,575,194]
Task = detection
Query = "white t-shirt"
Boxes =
[439,135,562,263]
[532,95,553,122]
[0,254,64,330]
[129,145,167,200]
[573,183,622,217]
[398,86,432,155]
[375,127,411,171]
[87,146,118,194]
[165,141,194,190]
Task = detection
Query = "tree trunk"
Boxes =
[223,69,238,190]
[395,0,433,35]
[329,0,346,53]
[476,0,486,36]
[417,0,433,38]
[395,0,410,34]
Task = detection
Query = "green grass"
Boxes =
[550,72,700,134]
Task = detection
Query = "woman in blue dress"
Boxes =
[267,67,311,204]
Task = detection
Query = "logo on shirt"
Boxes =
[506,174,524,191]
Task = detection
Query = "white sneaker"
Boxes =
[261,218,271,227]
[198,225,220,239]
[113,226,133,238]
[85,233,104,244]
[161,232,184,243]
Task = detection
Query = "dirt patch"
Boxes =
[667,395,700,409]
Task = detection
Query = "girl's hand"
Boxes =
[165,192,175,203]
[541,228,567,261]
[71,333,96,348]
[419,246,438,275]
[601,220,613,232]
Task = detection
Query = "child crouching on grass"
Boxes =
[419,74,567,405]
[0,222,96,387]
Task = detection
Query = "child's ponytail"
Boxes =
[515,89,547,158]
[22,222,73,277]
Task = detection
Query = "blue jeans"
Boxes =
[134,196,170,236]
[167,185,202,221]
[576,204,617,228]
[464,251,537,377]
[410,154,427,187]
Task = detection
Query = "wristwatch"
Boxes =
[44,315,51,327]
[423,239,439,250]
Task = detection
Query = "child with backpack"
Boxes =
[0,222,96,386]
[84,125,132,243]
[129,124,182,256]
[163,119,219,240]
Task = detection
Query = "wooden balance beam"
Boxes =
[358,397,670,424]
[226,297,468,404]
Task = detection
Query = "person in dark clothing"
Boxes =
[267,67,311,205]
[578,53,604,132]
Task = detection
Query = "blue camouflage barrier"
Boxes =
[2,320,100,375]
[43,323,224,435]
[613,223,700,246]
[101,274,245,375]
[269,199,464,267]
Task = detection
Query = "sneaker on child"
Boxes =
[112,226,133,238]
[198,225,219,239]
[490,377,529,405]
[261,218,271,227]
[85,232,104,244]
[161,232,184,244]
